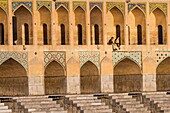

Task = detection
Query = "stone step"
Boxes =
[24,104,61,109]
[123,104,144,108]
[80,105,109,110]
[83,109,112,113]
[154,101,170,104]
[31,110,67,113]
[77,102,105,106]
[30,107,64,111]
[126,107,148,112]
[115,98,137,102]
[66,95,93,97]
[0,109,12,113]
[20,101,57,105]
[149,97,170,101]
[111,95,132,99]
[16,98,52,102]
[109,93,128,96]
[142,92,166,95]
[119,101,141,105]
[128,110,151,113]
[0,106,8,109]
[145,95,170,98]
[158,103,170,107]
[73,99,101,103]
[0,103,5,106]
[13,96,48,99]
[69,96,97,100]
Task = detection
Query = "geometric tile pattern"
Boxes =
[55,2,69,10]
[0,52,28,71]
[155,51,170,67]
[90,2,103,11]
[44,51,66,68]
[150,3,167,15]
[112,51,142,68]
[37,1,52,11]
[12,2,32,12]
[73,1,86,11]
[128,3,146,13]
[0,1,8,14]
[106,2,125,14]
[79,51,100,70]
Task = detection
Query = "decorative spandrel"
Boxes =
[0,1,7,14]
[106,2,125,15]
[150,3,167,15]
[73,1,86,11]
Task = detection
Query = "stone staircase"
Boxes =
[108,93,150,113]
[13,96,67,113]
[142,92,170,113]
[0,103,12,113]
[65,94,113,113]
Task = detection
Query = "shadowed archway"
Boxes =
[114,58,142,92]
[44,61,67,94]
[0,58,28,96]
[80,61,101,93]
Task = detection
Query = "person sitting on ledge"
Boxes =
[107,37,117,51]
[115,36,120,50]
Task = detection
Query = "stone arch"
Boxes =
[38,5,51,13]
[14,5,33,45]
[156,57,170,91]
[150,8,166,45]
[37,6,51,45]
[0,58,28,96]
[57,6,69,45]
[13,4,32,14]
[90,5,102,12]
[101,57,113,75]
[56,5,69,12]
[0,7,7,45]
[90,6,103,45]
[44,60,67,94]
[114,58,142,92]
[80,61,101,93]
[130,6,146,16]
[106,6,124,45]
[128,7,146,45]
[74,6,86,45]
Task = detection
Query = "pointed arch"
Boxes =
[56,5,69,12]
[38,5,51,13]
[152,7,166,16]
[74,5,86,12]
[0,6,7,15]
[44,60,67,94]
[80,60,100,93]
[130,6,146,16]
[0,58,28,96]
[108,6,124,15]
[13,4,32,15]
[90,5,102,12]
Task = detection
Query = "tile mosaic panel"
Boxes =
[150,3,167,15]
[37,1,51,11]
[79,51,100,70]
[106,2,124,14]
[73,1,86,11]
[44,51,66,68]
[12,2,32,12]
[112,51,142,68]
[155,51,170,67]
[0,1,7,13]
[128,3,146,13]
[0,52,28,71]
[90,2,102,11]
[55,2,68,10]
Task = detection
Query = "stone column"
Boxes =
[146,1,150,47]
[51,1,56,46]
[103,2,107,47]
[33,0,37,45]
[22,25,25,45]
[69,1,74,46]
[124,2,129,45]
[86,0,90,45]
[168,1,170,49]
[8,0,13,45]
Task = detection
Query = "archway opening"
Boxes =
[80,61,101,93]
[45,61,66,94]
[61,24,65,45]
[24,23,29,45]
[0,58,28,96]
[114,58,142,92]
[94,24,99,45]
[43,23,48,45]
[137,25,142,45]
[116,25,121,44]
[158,25,163,44]
[78,24,83,45]
[0,23,4,45]
[156,57,170,91]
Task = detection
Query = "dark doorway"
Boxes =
[43,24,48,45]
[24,24,29,45]
[0,23,4,45]
[158,25,163,44]
[137,25,142,45]
[61,24,65,45]
[116,25,121,44]
[94,24,99,45]
[78,24,82,45]
[13,16,17,45]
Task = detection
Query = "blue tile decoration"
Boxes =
[12,2,32,12]
[44,51,66,68]
[37,1,52,11]
[79,51,100,70]
[0,52,28,71]
[112,51,142,68]
[55,2,68,10]
[106,2,125,14]
[150,3,167,15]
[73,1,86,11]
[0,1,8,14]
[128,3,146,13]
[155,51,170,67]
[90,2,102,11]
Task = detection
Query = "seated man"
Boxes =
[108,37,117,51]
[115,36,120,50]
